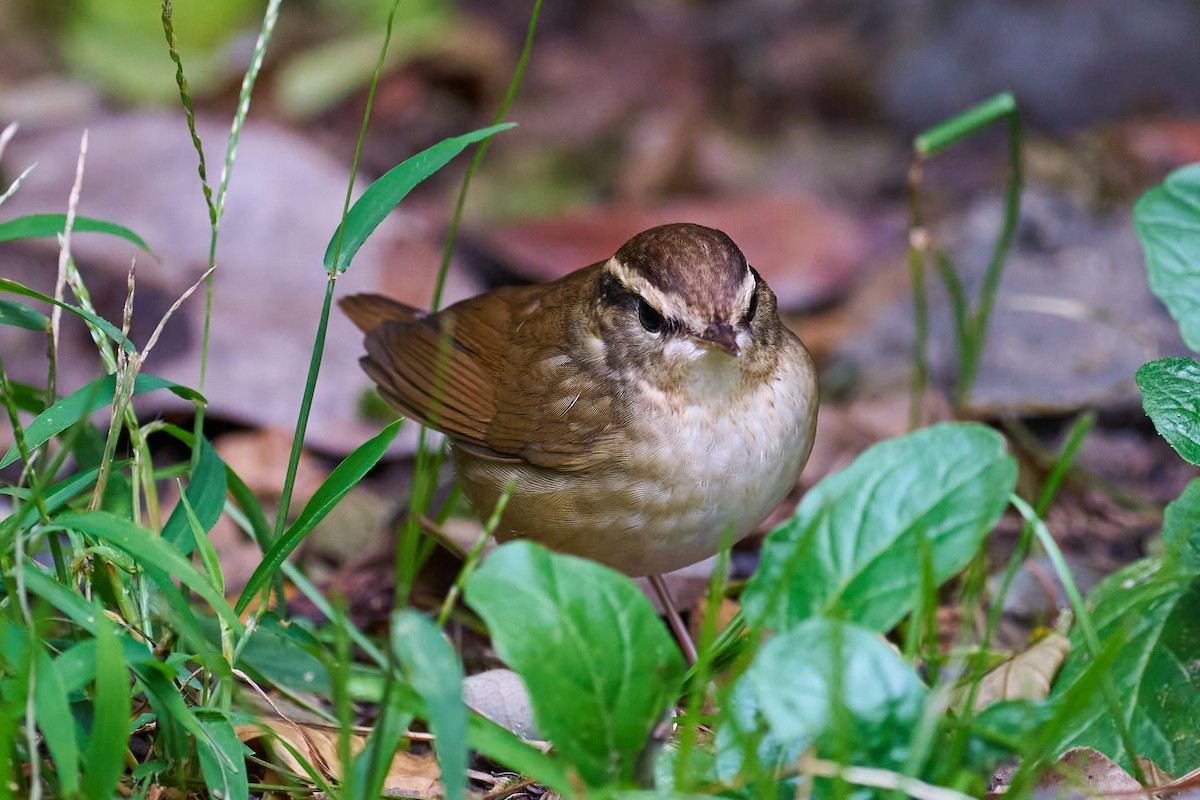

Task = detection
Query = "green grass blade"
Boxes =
[55,511,243,634]
[179,487,225,595]
[0,373,204,468]
[0,213,152,252]
[83,606,131,800]
[323,123,515,273]
[194,709,249,800]
[236,419,402,614]
[34,646,81,795]
[0,278,134,355]
[0,465,102,545]
[391,611,467,800]
[226,467,272,552]
[0,299,48,331]
[161,435,228,556]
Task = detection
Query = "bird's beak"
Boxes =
[698,323,741,357]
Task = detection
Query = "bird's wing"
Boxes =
[347,275,619,472]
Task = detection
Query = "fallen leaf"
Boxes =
[236,719,442,798]
[956,632,1070,713]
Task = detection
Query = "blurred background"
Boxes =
[3,0,1199,626]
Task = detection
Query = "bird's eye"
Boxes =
[638,297,665,333]
[742,290,759,325]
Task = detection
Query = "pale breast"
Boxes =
[454,342,818,576]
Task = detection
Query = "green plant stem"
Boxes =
[430,0,542,313]
[271,280,335,544]
[906,163,930,432]
[396,0,543,607]
[907,92,1023,413]
[437,479,516,627]
[1010,494,1147,785]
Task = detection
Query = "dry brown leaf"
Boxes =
[957,632,1070,713]
[236,719,443,798]
[1035,747,1157,798]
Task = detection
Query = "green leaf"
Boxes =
[464,540,685,787]
[56,511,242,633]
[236,419,402,614]
[1135,163,1200,351]
[0,373,205,468]
[0,298,48,331]
[0,278,135,354]
[1049,559,1200,774]
[324,123,515,273]
[391,611,467,800]
[743,422,1016,632]
[1163,479,1200,571]
[1137,358,1200,466]
[161,435,228,556]
[722,618,928,777]
[194,709,249,800]
[84,606,131,800]
[34,646,81,794]
[0,466,102,547]
[0,213,152,251]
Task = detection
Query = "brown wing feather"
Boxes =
[345,269,621,471]
[340,294,424,332]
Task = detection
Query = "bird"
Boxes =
[341,222,818,660]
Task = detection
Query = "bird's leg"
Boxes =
[649,573,698,666]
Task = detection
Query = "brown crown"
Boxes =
[614,223,750,322]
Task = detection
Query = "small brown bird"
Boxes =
[342,223,818,649]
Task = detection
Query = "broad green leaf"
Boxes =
[161,435,228,556]
[1135,164,1200,350]
[391,611,466,800]
[1049,559,1200,774]
[743,422,1016,632]
[84,607,131,800]
[201,614,329,694]
[720,618,928,778]
[0,298,48,331]
[56,511,242,633]
[0,373,205,468]
[34,646,81,794]
[0,213,152,251]
[236,419,402,613]
[464,540,685,787]
[1163,479,1200,571]
[194,709,249,800]
[1137,358,1200,466]
[324,123,515,273]
[0,377,47,414]
[0,278,134,354]
[54,640,100,694]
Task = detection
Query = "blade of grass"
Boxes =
[0,213,152,251]
[1010,494,1146,784]
[0,374,203,469]
[237,419,402,614]
[388,612,467,800]
[0,279,134,355]
[82,606,131,800]
[54,511,243,634]
[33,646,80,796]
